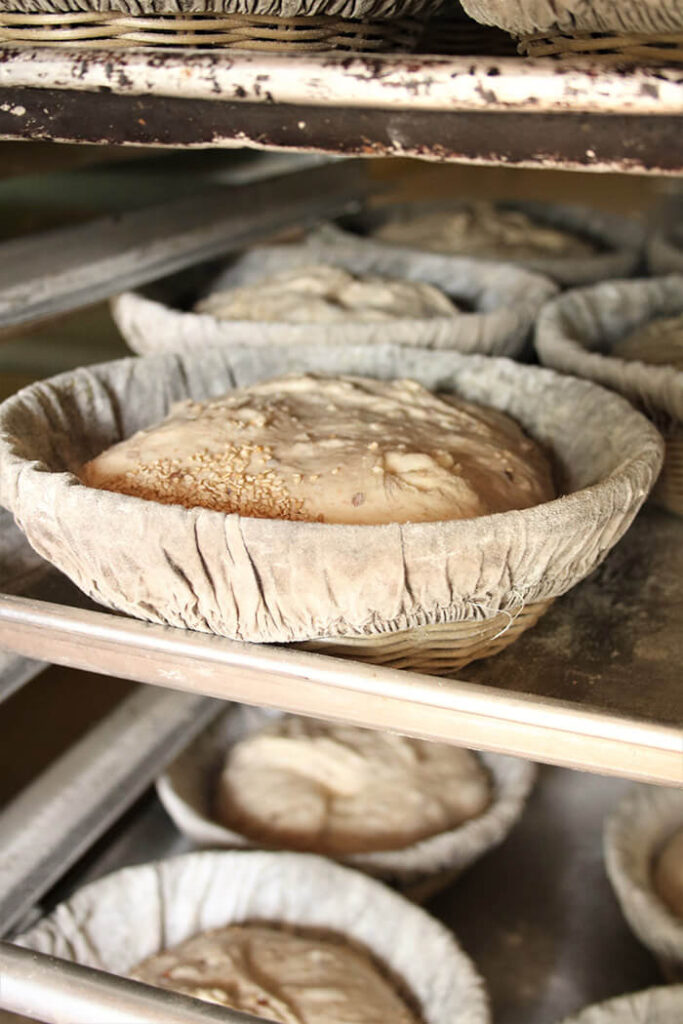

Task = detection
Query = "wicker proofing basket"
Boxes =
[315,201,645,288]
[0,10,424,50]
[458,0,683,40]
[535,275,683,517]
[156,705,537,896]
[0,346,664,672]
[555,986,683,1024]
[112,242,558,361]
[518,28,683,64]
[15,851,490,1024]
[604,786,683,982]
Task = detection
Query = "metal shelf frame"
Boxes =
[0,48,682,172]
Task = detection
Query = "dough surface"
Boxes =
[195,264,457,323]
[613,313,683,371]
[80,374,555,525]
[217,716,491,854]
[132,924,419,1024]
[653,826,683,919]
[371,201,595,260]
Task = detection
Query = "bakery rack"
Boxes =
[0,25,682,1024]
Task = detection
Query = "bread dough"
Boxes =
[217,716,491,854]
[371,202,595,260]
[196,264,457,323]
[132,924,419,1024]
[80,374,555,525]
[653,826,683,919]
[613,313,683,371]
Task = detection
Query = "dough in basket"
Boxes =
[370,201,596,260]
[613,313,683,371]
[132,924,419,1024]
[653,826,683,919]
[196,264,458,323]
[80,374,555,526]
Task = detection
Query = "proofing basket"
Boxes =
[556,986,683,1024]
[0,0,443,19]
[458,0,683,40]
[535,275,683,516]
[604,786,683,981]
[112,242,558,360]
[0,345,663,674]
[156,704,536,897]
[315,201,645,288]
[15,850,491,1024]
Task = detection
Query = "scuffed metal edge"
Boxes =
[0,45,682,114]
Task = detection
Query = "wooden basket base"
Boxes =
[300,598,553,675]
[0,10,422,51]
[519,29,683,64]
[653,432,683,517]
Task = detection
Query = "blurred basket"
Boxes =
[0,9,423,48]
[519,28,683,64]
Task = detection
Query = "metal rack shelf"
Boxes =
[1,506,681,787]
[0,47,682,171]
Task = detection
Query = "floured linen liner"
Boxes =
[196,263,458,323]
[80,374,556,526]
[458,0,683,38]
[535,276,683,427]
[132,923,419,1023]
[157,705,536,885]
[554,985,683,1024]
[16,851,490,1024]
[655,828,683,921]
[613,313,683,372]
[0,345,663,644]
[649,225,683,277]
[605,786,683,981]
[112,241,558,358]
[369,201,595,260]
[318,200,645,287]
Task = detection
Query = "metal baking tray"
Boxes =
[0,506,681,786]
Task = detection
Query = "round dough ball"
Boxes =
[653,826,683,919]
[132,925,419,1024]
[371,202,595,260]
[196,264,458,323]
[80,374,556,526]
[217,716,491,855]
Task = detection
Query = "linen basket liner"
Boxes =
[458,0,683,38]
[535,274,683,425]
[16,850,490,1024]
[0,0,442,20]
[112,242,558,359]
[156,704,536,883]
[604,786,683,980]
[314,200,645,288]
[0,344,663,644]
[555,985,683,1024]
[648,226,683,276]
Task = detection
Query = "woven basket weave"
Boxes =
[519,28,683,63]
[0,9,422,47]
[302,599,552,673]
